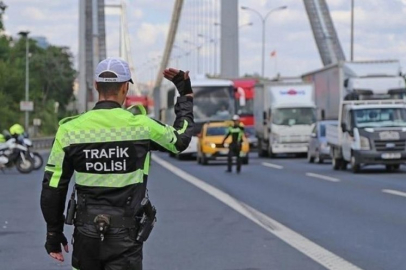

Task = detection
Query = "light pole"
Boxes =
[241,5,287,78]
[184,40,202,74]
[350,0,354,61]
[18,31,30,131]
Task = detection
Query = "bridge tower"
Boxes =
[78,0,107,113]
[303,0,346,66]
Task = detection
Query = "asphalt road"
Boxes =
[1,151,406,269]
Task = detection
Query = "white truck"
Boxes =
[254,82,316,157]
[302,60,406,172]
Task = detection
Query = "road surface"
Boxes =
[1,152,406,269]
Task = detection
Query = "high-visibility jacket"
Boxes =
[223,123,245,145]
[40,97,194,234]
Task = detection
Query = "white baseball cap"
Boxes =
[232,115,240,121]
[94,57,134,84]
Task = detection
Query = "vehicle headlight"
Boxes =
[204,142,216,148]
[223,143,229,148]
[360,136,370,150]
[320,142,329,150]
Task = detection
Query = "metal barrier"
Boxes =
[32,136,55,150]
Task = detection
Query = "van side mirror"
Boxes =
[344,79,349,88]
[310,132,317,138]
[341,123,347,132]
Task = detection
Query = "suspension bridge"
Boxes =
[77,0,344,115]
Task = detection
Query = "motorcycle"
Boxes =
[0,138,34,173]
[23,137,44,170]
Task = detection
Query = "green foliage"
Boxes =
[0,11,77,135]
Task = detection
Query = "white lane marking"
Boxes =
[306,173,340,183]
[152,155,362,270]
[262,162,283,170]
[382,189,406,198]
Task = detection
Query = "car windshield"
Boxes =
[353,108,406,128]
[272,108,316,126]
[193,86,233,121]
[206,126,228,136]
[235,99,254,116]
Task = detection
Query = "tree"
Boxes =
[0,4,77,135]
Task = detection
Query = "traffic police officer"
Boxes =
[222,115,245,173]
[40,57,194,270]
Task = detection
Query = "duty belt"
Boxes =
[75,212,139,228]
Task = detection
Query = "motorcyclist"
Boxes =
[222,115,245,173]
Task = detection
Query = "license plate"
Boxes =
[381,153,401,159]
[379,131,400,140]
[219,150,228,155]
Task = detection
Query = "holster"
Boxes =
[136,197,157,242]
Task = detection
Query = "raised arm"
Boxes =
[150,68,194,153]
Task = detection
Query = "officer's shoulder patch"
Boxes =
[58,114,82,126]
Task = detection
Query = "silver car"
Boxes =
[307,120,337,164]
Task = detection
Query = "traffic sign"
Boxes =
[33,118,41,126]
[20,101,34,111]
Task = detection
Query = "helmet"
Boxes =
[232,115,240,121]
[9,124,25,135]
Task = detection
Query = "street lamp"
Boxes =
[18,31,30,131]
[184,40,202,74]
[241,5,287,78]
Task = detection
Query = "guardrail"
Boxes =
[32,136,55,150]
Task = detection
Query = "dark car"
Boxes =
[307,120,337,164]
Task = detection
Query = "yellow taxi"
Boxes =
[197,121,250,165]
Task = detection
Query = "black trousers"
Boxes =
[72,229,143,270]
[227,144,241,172]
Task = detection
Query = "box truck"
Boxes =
[254,82,316,157]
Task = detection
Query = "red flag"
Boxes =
[270,50,276,57]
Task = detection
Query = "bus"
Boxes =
[232,78,256,126]
[232,78,257,147]
[162,76,235,158]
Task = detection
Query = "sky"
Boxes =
[3,0,406,85]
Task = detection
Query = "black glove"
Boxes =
[45,232,68,254]
[171,70,193,96]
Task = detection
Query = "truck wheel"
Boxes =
[386,165,400,172]
[332,158,341,170]
[257,140,268,157]
[307,151,314,163]
[268,146,275,158]
[340,161,348,170]
[351,156,360,173]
